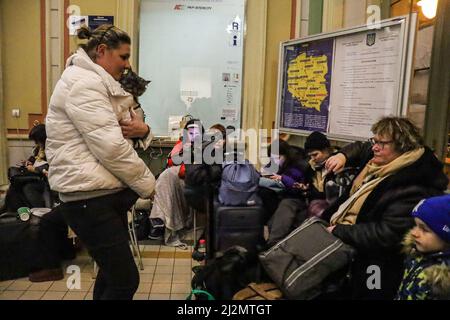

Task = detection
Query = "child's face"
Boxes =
[411,218,450,253]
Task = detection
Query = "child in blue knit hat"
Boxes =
[396,194,450,300]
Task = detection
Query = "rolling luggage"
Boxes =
[0,213,35,281]
[212,201,265,259]
[0,209,75,282]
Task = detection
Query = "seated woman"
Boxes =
[260,140,307,193]
[148,119,206,248]
[2,124,50,212]
[259,140,308,222]
[322,116,448,299]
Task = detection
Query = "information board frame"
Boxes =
[275,14,417,142]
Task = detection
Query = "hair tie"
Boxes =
[98,26,115,44]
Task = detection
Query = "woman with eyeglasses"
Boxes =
[320,116,448,300]
[45,25,156,300]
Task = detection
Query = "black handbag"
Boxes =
[133,210,150,240]
[8,167,43,186]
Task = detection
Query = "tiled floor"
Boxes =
[0,242,199,301]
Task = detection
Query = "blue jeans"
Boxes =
[59,189,139,300]
[259,177,285,192]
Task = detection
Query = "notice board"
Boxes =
[276,14,417,141]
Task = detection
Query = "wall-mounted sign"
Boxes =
[69,15,115,36]
[276,15,417,142]
[69,15,88,36]
[88,16,115,30]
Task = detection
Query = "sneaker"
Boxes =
[164,229,188,250]
[148,226,164,240]
[150,218,164,228]
[148,218,165,240]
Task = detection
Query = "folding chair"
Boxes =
[128,205,144,271]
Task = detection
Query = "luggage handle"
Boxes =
[278,244,307,287]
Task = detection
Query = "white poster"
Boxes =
[328,25,404,139]
[139,0,245,136]
[68,16,88,36]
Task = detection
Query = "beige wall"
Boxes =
[68,0,139,68]
[69,0,118,54]
[323,0,383,32]
[0,0,7,184]
[262,0,292,131]
[0,0,292,136]
[1,0,42,131]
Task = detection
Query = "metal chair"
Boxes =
[128,205,144,271]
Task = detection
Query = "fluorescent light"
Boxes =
[417,0,438,19]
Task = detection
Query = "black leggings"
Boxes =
[59,189,139,300]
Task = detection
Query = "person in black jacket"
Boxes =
[266,132,335,246]
[323,116,448,300]
[2,124,50,213]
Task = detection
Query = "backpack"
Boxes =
[191,246,255,300]
[184,163,222,212]
[218,160,261,206]
[185,163,223,188]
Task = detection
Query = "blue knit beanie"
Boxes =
[412,195,450,243]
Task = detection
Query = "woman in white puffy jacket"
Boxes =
[45,25,155,300]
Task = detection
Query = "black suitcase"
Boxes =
[0,209,73,282]
[0,213,35,281]
[212,201,265,258]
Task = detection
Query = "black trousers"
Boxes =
[267,198,308,247]
[59,189,139,300]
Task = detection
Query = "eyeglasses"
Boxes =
[368,138,393,149]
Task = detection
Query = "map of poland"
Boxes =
[287,52,329,112]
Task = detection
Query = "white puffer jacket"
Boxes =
[46,49,155,199]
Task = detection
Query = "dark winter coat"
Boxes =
[396,232,450,300]
[322,142,448,299]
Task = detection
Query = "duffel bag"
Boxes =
[259,217,355,300]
